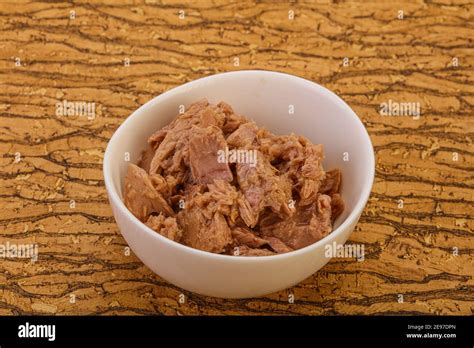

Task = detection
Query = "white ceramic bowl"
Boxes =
[103,70,375,299]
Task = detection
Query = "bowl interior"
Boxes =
[106,71,374,230]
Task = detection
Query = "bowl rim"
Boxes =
[103,69,375,262]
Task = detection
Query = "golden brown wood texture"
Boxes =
[0,0,473,315]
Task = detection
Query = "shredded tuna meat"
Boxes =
[123,100,344,256]
[188,126,233,184]
[231,226,269,249]
[123,164,174,221]
[146,213,183,242]
[235,245,275,257]
[264,237,293,254]
[259,194,333,250]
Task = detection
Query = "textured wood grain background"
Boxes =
[0,0,473,315]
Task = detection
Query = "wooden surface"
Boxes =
[0,0,473,315]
